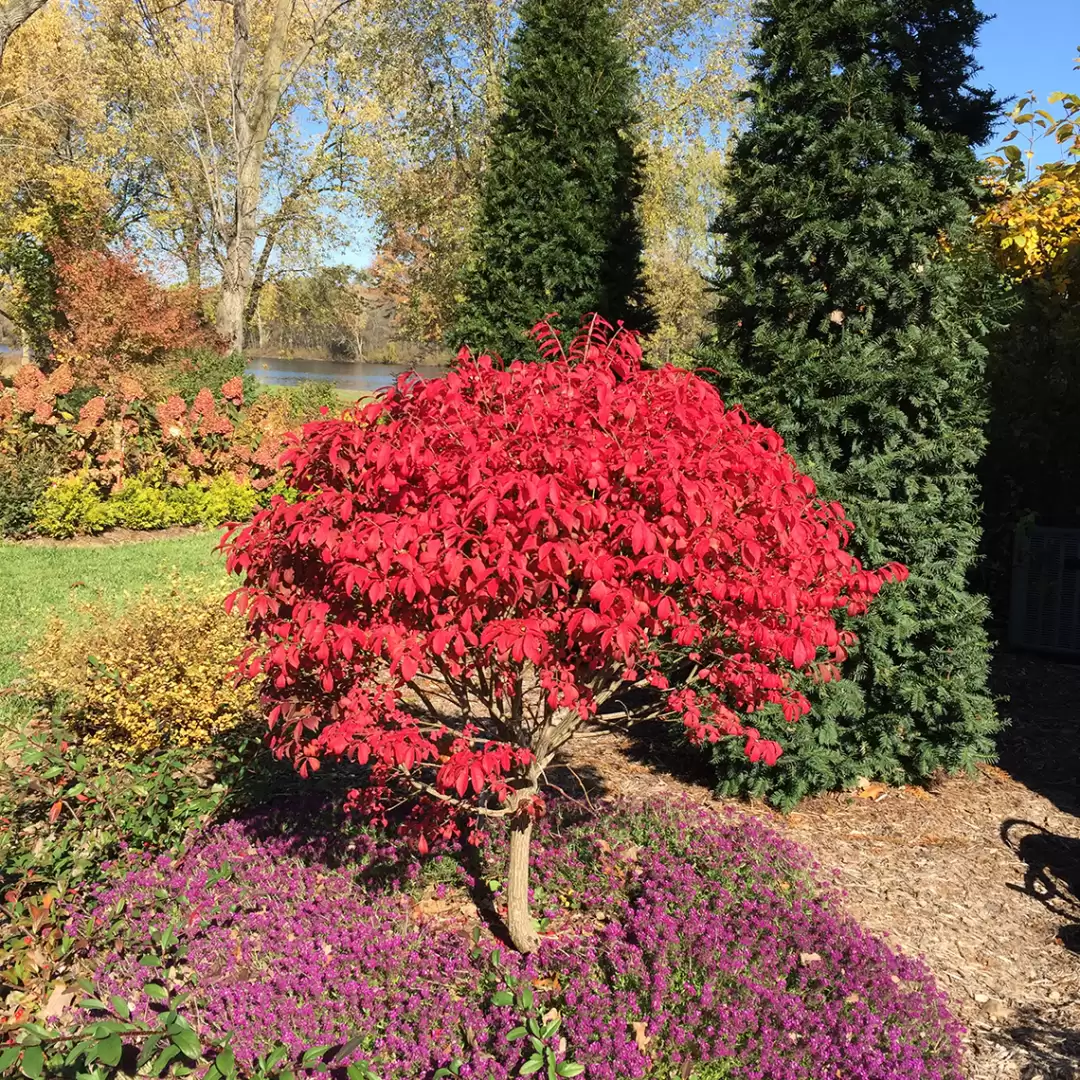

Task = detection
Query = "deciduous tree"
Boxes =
[89,0,368,352]
[0,0,48,65]
[224,316,904,951]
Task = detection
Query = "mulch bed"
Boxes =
[11,524,212,548]
[562,650,1080,1080]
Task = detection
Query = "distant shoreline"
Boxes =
[244,349,453,367]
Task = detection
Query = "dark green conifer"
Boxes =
[705,0,1005,804]
[453,0,653,358]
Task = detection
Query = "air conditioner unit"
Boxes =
[1010,524,1080,657]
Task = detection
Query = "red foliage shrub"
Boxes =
[49,244,223,380]
[224,316,906,950]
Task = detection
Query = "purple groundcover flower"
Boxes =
[74,799,963,1079]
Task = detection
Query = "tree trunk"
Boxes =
[217,173,259,352]
[182,222,201,291]
[215,0,292,354]
[0,0,47,66]
[505,805,540,954]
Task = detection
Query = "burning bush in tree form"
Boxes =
[224,316,906,951]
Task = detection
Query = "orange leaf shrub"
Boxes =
[49,244,224,381]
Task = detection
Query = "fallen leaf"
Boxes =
[903,785,933,800]
[542,1008,560,1026]
[413,887,457,919]
[632,1020,651,1052]
[799,952,822,966]
[855,783,888,801]
[40,983,73,1020]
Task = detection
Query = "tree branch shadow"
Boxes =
[995,1006,1080,1079]
[1001,818,1080,954]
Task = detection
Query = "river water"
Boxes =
[245,355,446,393]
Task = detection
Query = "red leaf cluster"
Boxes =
[224,316,906,832]
[49,243,223,380]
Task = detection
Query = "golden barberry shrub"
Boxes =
[28,589,260,755]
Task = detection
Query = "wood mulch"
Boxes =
[560,651,1080,1080]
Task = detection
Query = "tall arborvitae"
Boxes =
[453,0,654,359]
[705,0,1005,805]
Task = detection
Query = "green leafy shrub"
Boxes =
[0,716,238,895]
[0,444,60,538]
[170,348,258,405]
[32,473,112,538]
[0,712,291,1022]
[199,473,262,524]
[106,473,178,530]
[28,473,268,536]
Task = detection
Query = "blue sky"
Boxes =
[337,0,1079,269]
[977,0,1078,156]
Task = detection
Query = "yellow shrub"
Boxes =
[27,589,261,755]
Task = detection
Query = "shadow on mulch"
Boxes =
[994,650,1080,817]
[1001,818,1080,954]
[1000,1007,1080,1079]
[607,715,716,787]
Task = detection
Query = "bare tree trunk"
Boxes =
[0,0,47,66]
[505,805,540,954]
[215,0,293,353]
[182,221,202,291]
[218,183,258,351]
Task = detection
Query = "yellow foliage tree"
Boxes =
[979,49,1080,283]
[0,2,114,355]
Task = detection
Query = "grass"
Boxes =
[0,532,229,691]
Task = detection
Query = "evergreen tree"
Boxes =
[453,0,653,358]
[705,0,1005,805]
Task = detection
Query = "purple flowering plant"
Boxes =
[65,799,962,1080]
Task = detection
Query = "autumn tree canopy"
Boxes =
[224,316,905,951]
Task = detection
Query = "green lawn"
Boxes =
[0,532,229,690]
